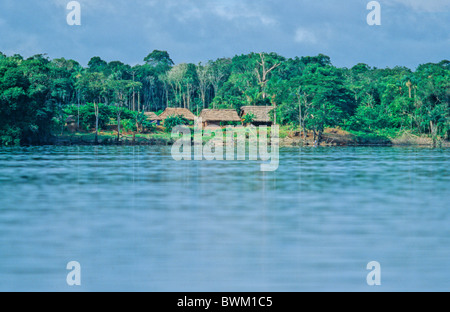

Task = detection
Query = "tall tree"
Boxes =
[75,72,107,143]
[196,62,211,109]
[254,53,281,99]
[208,58,231,107]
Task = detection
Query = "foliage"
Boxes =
[0,54,56,145]
[121,119,137,133]
[164,115,189,133]
[0,50,449,145]
[242,112,256,124]
[63,103,136,131]
[135,111,156,133]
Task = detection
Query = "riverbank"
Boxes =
[280,128,449,147]
[50,128,449,148]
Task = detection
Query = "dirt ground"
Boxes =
[280,128,358,147]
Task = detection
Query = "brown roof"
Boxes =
[159,108,196,120]
[241,106,274,123]
[144,112,161,121]
[200,109,241,122]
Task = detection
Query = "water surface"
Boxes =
[0,146,449,291]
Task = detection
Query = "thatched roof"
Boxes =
[144,112,161,121]
[159,108,196,120]
[65,115,76,123]
[200,109,241,122]
[241,106,274,123]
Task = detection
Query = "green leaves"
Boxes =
[121,119,137,133]
[144,50,174,69]
[164,115,189,133]
[242,112,256,124]
[0,50,449,145]
[63,103,137,131]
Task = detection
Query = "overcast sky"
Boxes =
[0,0,448,69]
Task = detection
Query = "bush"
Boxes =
[0,126,22,146]
[142,120,157,133]
[63,104,137,131]
[135,111,156,133]
[164,115,189,133]
[64,103,109,131]
[122,119,137,133]
[242,112,256,124]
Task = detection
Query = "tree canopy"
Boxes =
[0,50,449,145]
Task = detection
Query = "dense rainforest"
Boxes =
[0,50,449,145]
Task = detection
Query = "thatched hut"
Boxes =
[65,115,77,133]
[199,109,242,128]
[144,112,162,125]
[241,106,274,126]
[158,108,196,121]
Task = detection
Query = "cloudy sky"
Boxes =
[0,0,448,69]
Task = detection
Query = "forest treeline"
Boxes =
[0,50,449,145]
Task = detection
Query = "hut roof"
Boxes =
[65,115,76,123]
[144,112,161,121]
[159,108,196,120]
[200,109,241,122]
[241,106,274,123]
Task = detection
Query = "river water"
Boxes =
[0,146,449,291]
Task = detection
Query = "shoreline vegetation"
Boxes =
[49,127,449,148]
[1,50,449,148]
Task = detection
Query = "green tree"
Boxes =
[164,115,189,133]
[144,50,174,70]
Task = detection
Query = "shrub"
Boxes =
[63,104,137,131]
[122,119,137,133]
[164,115,189,133]
[242,112,256,124]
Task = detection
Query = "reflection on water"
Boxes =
[0,146,449,291]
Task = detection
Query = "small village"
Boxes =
[145,106,273,128]
[63,105,395,147]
